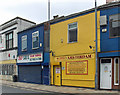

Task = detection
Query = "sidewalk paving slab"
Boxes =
[1,80,119,94]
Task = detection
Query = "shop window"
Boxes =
[6,32,13,49]
[114,58,119,85]
[109,14,120,38]
[32,31,39,49]
[2,64,14,75]
[21,35,27,51]
[68,22,77,43]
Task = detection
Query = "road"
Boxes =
[1,84,119,95]
[1,84,61,94]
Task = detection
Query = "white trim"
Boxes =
[32,31,39,49]
[67,22,78,43]
[114,58,119,85]
[100,58,112,89]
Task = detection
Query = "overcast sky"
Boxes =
[0,0,106,24]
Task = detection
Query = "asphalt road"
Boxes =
[1,84,61,94]
[0,84,119,95]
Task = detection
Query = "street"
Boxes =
[0,84,119,95]
[1,84,61,94]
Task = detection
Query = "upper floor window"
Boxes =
[6,32,13,49]
[109,14,120,38]
[32,31,39,49]
[68,22,77,43]
[22,35,27,51]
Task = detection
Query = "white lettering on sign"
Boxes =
[17,53,43,63]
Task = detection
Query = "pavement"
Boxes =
[0,80,119,94]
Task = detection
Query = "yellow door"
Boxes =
[53,65,61,86]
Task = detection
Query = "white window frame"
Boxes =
[68,22,78,43]
[32,31,39,49]
[114,58,119,85]
[21,35,27,51]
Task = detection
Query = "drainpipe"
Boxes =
[48,0,51,85]
[95,0,98,89]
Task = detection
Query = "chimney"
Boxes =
[53,15,59,19]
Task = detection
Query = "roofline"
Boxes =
[1,16,36,26]
[18,1,120,34]
[17,21,46,34]
[50,1,120,24]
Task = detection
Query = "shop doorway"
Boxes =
[53,65,61,86]
[100,58,112,89]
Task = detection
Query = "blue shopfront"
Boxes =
[17,23,50,85]
[99,4,120,90]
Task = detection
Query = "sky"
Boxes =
[0,0,106,25]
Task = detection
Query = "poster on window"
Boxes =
[66,60,88,75]
[56,68,60,73]
[17,53,43,63]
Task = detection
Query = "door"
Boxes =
[100,58,112,89]
[42,65,49,85]
[53,65,61,86]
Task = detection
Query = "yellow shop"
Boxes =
[50,9,100,88]
[51,54,96,88]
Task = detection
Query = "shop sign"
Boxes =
[17,53,43,63]
[55,54,93,62]
[66,60,88,75]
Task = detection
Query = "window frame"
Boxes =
[0,35,2,43]
[109,14,120,38]
[6,32,13,49]
[68,22,78,43]
[1,64,14,75]
[21,35,27,51]
[32,31,39,49]
[114,58,119,85]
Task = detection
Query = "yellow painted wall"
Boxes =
[50,11,100,88]
[61,55,95,88]
[0,60,16,64]
[50,11,100,57]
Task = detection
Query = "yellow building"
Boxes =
[50,10,100,88]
